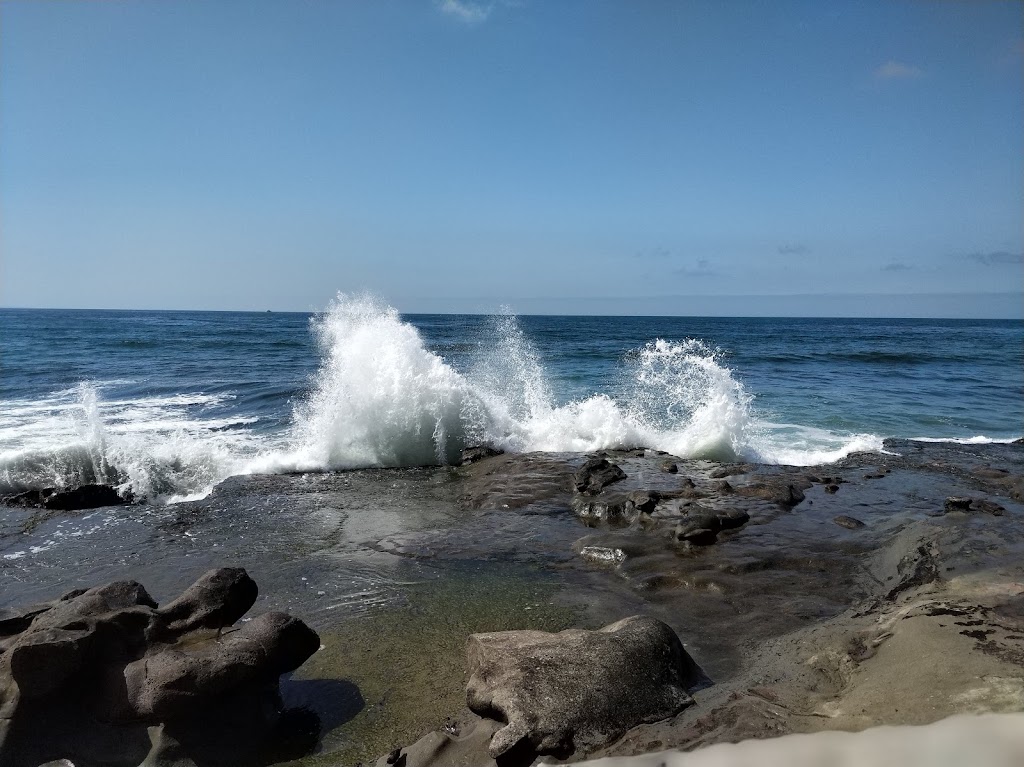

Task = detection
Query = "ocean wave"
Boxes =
[1,295,889,503]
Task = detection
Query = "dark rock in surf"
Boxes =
[460,445,504,465]
[661,461,679,473]
[573,457,626,495]
[0,568,319,765]
[834,515,866,529]
[466,616,700,759]
[735,480,808,507]
[571,490,661,525]
[673,509,750,545]
[943,496,1005,516]
[1,483,131,511]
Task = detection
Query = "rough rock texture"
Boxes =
[673,509,750,545]
[574,457,627,495]
[943,496,1006,516]
[465,616,701,759]
[572,490,661,524]
[460,445,505,466]
[0,568,320,766]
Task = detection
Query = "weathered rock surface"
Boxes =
[465,616,701,759]
[943,496,1006,515]
[459,445,504,466]
[572,490,661,524]
[734,480,809,507]
[574,456,627,495]
[0,568,320,766]
[833,515,866,529]
[673,509,750,546]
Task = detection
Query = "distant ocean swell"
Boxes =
[8,293,1008,504]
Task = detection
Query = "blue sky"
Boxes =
[1,0,1021,316]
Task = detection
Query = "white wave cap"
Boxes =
[0,293,892,504]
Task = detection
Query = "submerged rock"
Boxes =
[673,509,750,546]
[735,480,808,507]
[466,616,700,758]
[943,496,1006,516]
[833,515,866,530]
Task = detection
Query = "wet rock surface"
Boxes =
[2,483,131,511]
[0,569,320,767]
[1,439,1023,766]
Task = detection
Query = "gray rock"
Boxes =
[466,616,700,758]
[834,515,866,529]
[460,445,504,465]
[571,490,661,525]
[573,457,627,495]
[673,509,750,545]
[943,496,1006,516]
[735,481,808,507]
[0,568,320,765]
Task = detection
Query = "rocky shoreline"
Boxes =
[2,439,1023,765]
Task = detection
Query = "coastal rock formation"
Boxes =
[0,568,320,766]
[673,509,750,545]
[572,489,661,524]
[466,616,701,759]
[574,456,627,495]
[460,445,504,465]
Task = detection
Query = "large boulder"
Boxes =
[0,568,320,766]
[466,616,701,759]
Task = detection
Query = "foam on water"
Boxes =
[1,294,898,503]
[259,294,882,474]
[0,382,266,502]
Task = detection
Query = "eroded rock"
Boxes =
[0,568,320,766]
[466,616,700,758]
[574,457,627,495]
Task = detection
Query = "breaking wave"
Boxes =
[0,294,888,503]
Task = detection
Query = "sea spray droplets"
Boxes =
[289,294,478,469]
[625,339,756,460]
[0,384,255,500]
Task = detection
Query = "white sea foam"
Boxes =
[909,436,1021,445]
[0,382,268,502]
[1,294,894,503]
[257,294,882,474]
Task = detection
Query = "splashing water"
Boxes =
[1,294,887,503]
[271,295,478,471]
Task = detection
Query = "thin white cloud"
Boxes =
[882,261,913,272]
[674,259,718,278]
[874,60,923,80]
[965,251,1023,266]
[438,0,491,23]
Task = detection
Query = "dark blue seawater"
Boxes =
[1,302,1021,501]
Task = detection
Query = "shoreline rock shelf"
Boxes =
[1,438,1022,766]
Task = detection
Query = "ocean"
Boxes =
[1,294,1021,503]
